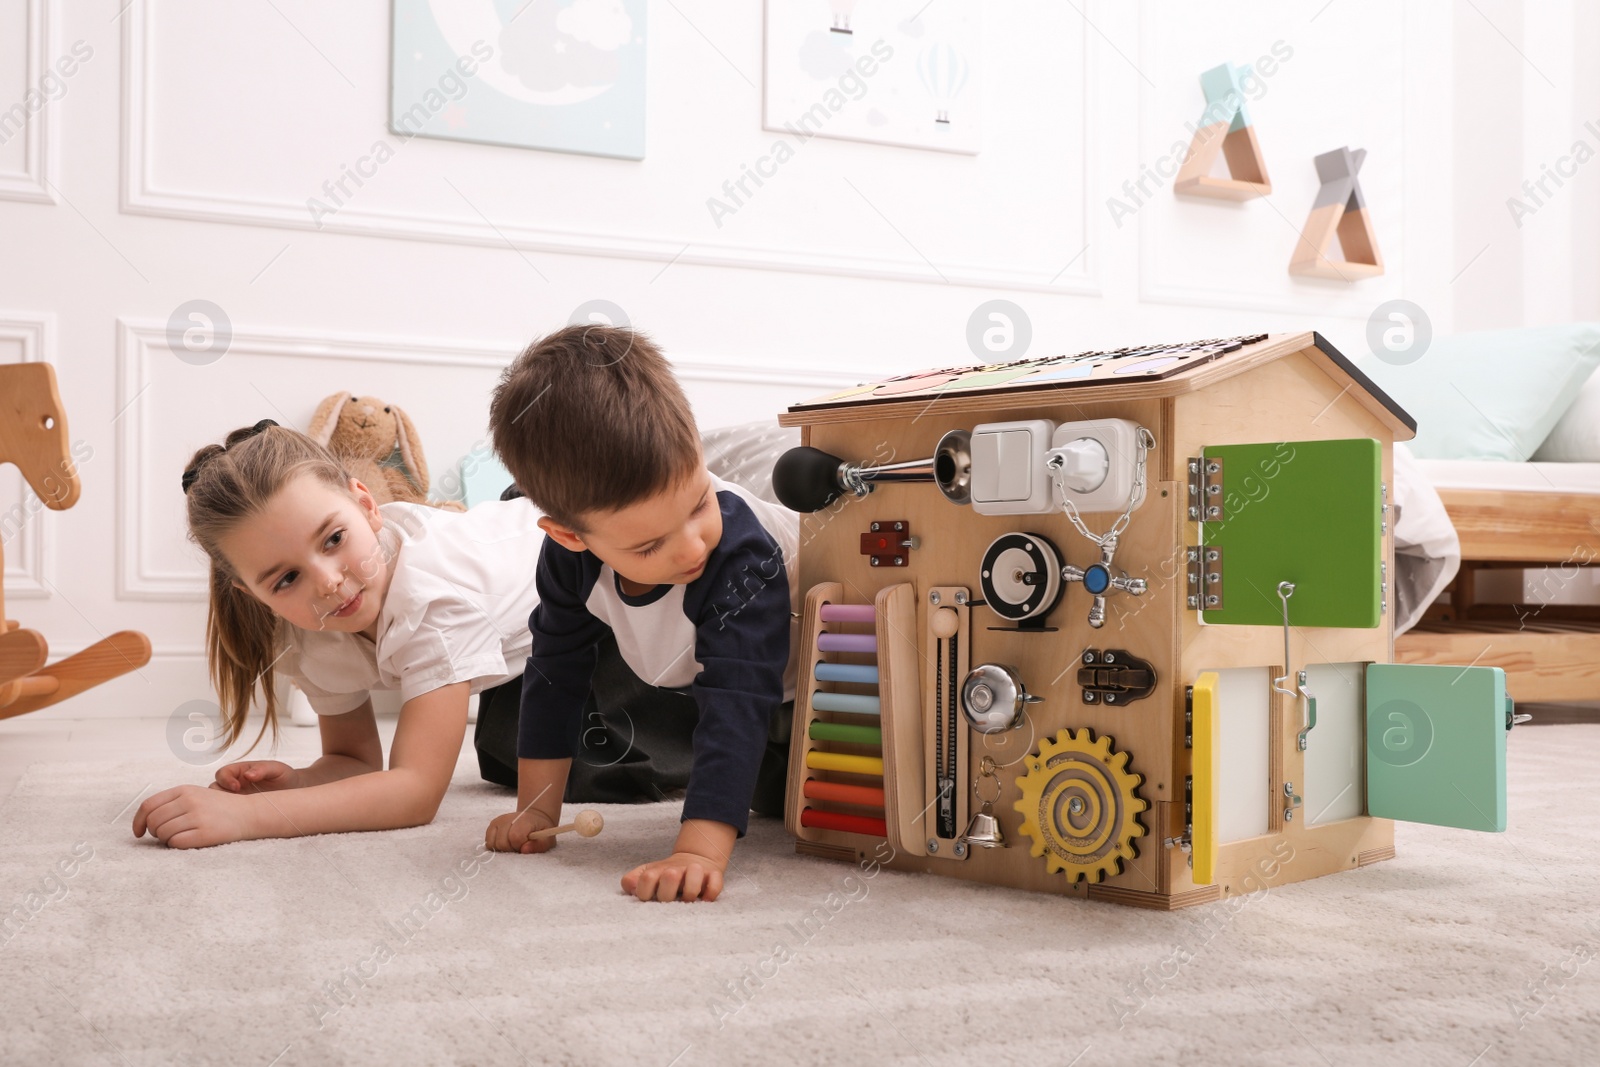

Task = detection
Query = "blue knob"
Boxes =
[1083,564,1110,595]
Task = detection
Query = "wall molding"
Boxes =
[0,312,54,599]
[117,3,1098,296]
[116,318,862,601]
[0,0,56,204]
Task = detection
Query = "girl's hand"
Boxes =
[212,760,298,793]
[485,808,558,854]
[133,785,259,849]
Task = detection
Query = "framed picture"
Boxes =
[762,0,981,154]
[391,0,647,160]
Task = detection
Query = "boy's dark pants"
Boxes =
[474,631,792,818]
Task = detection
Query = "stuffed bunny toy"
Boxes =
[307,392,462,509]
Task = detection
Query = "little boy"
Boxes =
[482,324,799,903]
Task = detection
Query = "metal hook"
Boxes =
[1272,582,1297,697]
[1272,582,1318,750]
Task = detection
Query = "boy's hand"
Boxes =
[621,821,736,902]
[485,808,558,854]
[621,851,727,902]
[212,760,298,793]
[133,784,259,849]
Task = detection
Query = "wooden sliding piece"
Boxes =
[888,585,969,861]
[874,581,921,855]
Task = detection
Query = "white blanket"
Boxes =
[1391,443,1462,634]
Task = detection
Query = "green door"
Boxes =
[1365,663,1510,832]
[1200,438,1382,628]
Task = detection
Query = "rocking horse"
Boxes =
[0,362,150,720]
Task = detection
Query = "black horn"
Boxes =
[772,430,972,513]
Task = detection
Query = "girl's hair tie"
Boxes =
[181,419,280,494]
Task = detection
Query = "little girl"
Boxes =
[133,420,545,848]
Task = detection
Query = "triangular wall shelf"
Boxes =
[1288,146,1384,280]
[1173,63,1272,201]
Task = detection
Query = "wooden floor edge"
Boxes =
[1086,883,1225,910]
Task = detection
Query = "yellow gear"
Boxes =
[1012,728,1147,884]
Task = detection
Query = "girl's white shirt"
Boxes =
[277,498,544,715]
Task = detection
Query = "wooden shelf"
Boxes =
[1174,174,1271,201]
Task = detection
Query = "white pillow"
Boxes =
[1533,366,1600,461]
[1361,323,1600,461]
[701,420,801,507]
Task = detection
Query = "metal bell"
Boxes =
[961,801,1006,849]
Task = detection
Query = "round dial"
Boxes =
[979,532,1066,622]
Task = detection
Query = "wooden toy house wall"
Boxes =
[778,332,1424,910]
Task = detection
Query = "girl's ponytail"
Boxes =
[206,566,282,751]
[184,423,354,751]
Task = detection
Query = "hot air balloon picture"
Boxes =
[829,0,858,34]
[918,42,970,127]
[762,0,981,153]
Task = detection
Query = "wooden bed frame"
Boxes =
[1396,487,1600,703]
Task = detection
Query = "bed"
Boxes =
[1395,459,1600,702]
[1350,322,1600,704]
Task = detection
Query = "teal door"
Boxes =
[1365,663,1511,832]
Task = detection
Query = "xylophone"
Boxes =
[791,587,891,840]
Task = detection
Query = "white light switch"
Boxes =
[994,430,1032,499]
[970,419,1056,514]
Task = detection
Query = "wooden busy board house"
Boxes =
[772,332,1517,909]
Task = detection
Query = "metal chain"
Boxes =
[1047,427,1155,547]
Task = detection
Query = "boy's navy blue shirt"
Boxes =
[517,472,799,835]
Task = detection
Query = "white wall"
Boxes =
[1,0,1594,720]
[1451,0,1600,329]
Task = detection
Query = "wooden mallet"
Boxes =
[525,809,604,842]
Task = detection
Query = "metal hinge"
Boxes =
[1186,545,1224,610]
[1184,684,1193,748]
[1186,456,1225,522]
[1163,777,1194,866]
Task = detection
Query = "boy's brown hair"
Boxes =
[490,325,701,534]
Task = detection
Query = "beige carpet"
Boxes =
[3,726,1598,1067]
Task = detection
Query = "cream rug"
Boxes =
[3,726,1598,1067]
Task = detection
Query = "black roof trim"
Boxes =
[1311,331,1417,434]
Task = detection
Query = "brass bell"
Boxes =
[961,802,1006,849]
